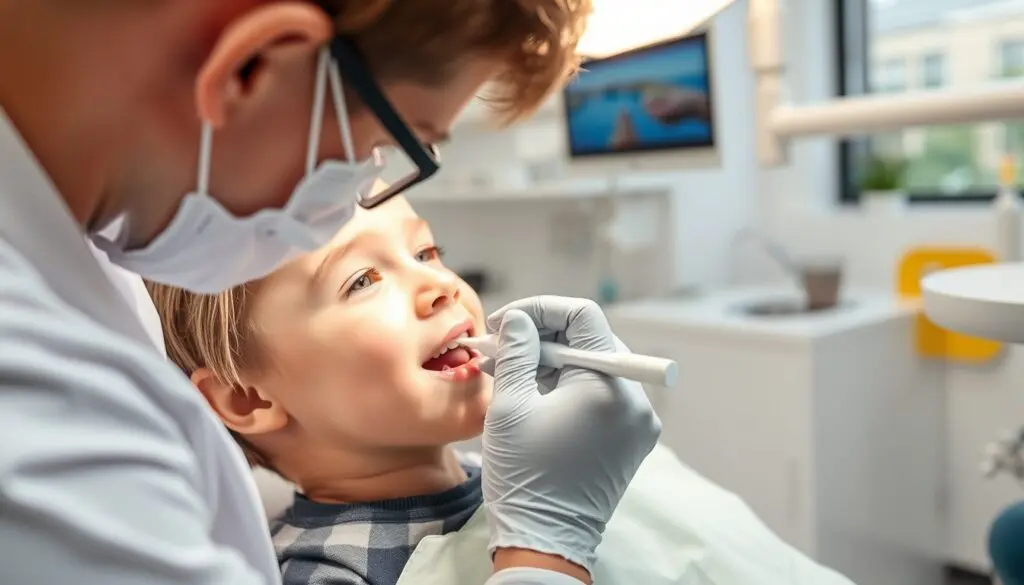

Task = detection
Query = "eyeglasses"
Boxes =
[329,36,441,209]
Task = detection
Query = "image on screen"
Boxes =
[564,33,714,158]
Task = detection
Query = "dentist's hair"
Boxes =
[316,0,592,124]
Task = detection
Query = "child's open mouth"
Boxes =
[422,345,473,371]
[422,331,481,381]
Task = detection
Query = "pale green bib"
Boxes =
[396,445,857,585]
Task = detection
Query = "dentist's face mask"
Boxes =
[92,49,384,295]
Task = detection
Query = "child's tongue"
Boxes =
[422,348,471,371]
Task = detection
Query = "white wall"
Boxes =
[764,0,1024,569]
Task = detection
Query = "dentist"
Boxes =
[0,2,660,585]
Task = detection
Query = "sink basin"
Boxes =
[734,299,850,317]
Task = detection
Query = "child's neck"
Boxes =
[289,445,468,504]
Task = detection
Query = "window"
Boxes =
[921,52,946,88]
[998,39,1024,77]
[836,0,1024,203]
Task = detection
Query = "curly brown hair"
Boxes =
[315,0,592,124]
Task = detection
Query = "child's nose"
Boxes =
[416,271,461,317]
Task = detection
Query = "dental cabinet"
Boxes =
[606,287,946,585]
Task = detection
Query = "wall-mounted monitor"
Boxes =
[563,30,717,168]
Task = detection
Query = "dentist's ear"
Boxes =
[195,2,334,128]
[191,367,289,435]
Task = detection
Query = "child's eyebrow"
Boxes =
[311,241,355,286]
[311,217,430,284]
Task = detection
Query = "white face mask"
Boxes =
[92,48,384,294]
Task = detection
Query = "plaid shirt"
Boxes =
[269,453,483,585]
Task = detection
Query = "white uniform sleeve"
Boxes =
[486,568,586,585]
[0,294,268,584]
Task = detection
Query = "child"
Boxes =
[147,195,491,585]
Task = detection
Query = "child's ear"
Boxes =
[191,368,288,435]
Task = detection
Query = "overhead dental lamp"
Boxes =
[617,0,1024,343]
[578,0,737,57]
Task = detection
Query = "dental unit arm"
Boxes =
[460,334,678,388]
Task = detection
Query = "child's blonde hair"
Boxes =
[146,282,274,471]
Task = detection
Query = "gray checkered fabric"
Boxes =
[269,454,483,585]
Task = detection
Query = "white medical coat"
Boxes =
[0,108,580,585]
[0,109,280,584]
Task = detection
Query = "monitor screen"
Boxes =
[563,32,715,158]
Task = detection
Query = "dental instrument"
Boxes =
[460,334,678,387]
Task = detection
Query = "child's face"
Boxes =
[248,196,491,449]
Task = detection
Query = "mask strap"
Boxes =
[326,53,357,164]
[307,49,330,175]
[196,122,214,196]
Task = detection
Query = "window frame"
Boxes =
[835,0,1006,205]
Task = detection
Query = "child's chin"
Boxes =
[448,425,484,445]
[448,410,486,442]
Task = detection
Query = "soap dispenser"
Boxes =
[995,154,1021,262]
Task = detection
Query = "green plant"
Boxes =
[860,154,908,193]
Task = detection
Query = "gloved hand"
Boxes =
[479,296,662,576]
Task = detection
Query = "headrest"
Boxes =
[252,468,296,520]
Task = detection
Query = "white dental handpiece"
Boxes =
[460,334,678,387]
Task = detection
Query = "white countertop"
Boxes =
[605,286,918,343]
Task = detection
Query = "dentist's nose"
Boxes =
[415,268,461,318]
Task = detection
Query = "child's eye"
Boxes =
[342,269,381,297]
[415,245,446,263]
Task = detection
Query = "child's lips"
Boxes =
[424,320,474,361]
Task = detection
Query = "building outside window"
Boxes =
[872,57,907,92]
[837,0,1024,203]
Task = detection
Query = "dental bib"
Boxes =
[395,444,857,585]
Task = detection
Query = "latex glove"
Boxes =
[480,296,662,576]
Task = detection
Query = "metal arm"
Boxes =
[744,0,1024,166]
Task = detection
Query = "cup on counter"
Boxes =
[795,256,844,311]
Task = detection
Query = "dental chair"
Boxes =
[252,467,295,521]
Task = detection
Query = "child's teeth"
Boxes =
[434,334,469,358]
[442,365,451,371]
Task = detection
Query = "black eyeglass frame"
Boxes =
[328,36,441,208]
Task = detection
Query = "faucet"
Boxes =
[730,228,844,311]
[729,227,799,284]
